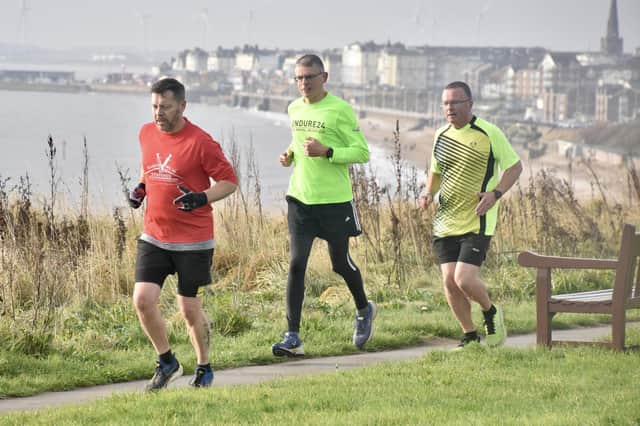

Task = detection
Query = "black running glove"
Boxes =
[173,185,208,211]
[128,183,146,209]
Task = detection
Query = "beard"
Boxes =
[155,114,180,133]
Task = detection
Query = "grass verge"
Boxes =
[3,327,639,425]
[1,294,634,398]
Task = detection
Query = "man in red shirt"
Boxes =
[128,78,238,390]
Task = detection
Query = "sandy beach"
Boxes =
[361,115,433,167]
[361,116,639,204]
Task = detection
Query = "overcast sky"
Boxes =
[3,0,639,54]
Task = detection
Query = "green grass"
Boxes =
[3,327,639,425]
[1,290,632,399]
[2,116,640,423]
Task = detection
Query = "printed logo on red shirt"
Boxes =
[145,153,183,184]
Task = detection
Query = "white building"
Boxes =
[323,50,343,85]
[234,46,282,73]
[377,44,428,90]
[235,50,256,72]
[255,49,281,73]
[207,47,236,74]
[281,54,299,78]
[342,41,380,87]
[481,66,515,100]
[185,48,209,73]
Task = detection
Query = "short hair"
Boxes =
[296,54,325,72]
[445,81,473,100]
[151,78,185,101]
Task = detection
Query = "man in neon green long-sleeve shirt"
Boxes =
[272,54,376,357]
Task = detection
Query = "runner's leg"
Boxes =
[287,232,315,332]
[327,236,368,310]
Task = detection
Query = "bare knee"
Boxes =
[183,311,200,327]
[442,273,459,294]
[454,271,475,295]
[133,289,158,314]
[180,302,204,327]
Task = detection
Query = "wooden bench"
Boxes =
[518,223,640,350]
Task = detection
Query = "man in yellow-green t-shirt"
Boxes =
[420,81,523,349]
[272,54,376,357]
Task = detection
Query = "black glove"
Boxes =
[173,185,208,211]
[128,182,146,209]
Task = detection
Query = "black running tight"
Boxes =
[286,233,368,332]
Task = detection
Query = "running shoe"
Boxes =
[189,366,214,388]
[353,301,377,349]
[272,331,305,357]
[453,334,481,350]
[484,306,507,348]
[145,358,183,392]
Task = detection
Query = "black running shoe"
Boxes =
[453,334,481,351]
[145,358,183,392]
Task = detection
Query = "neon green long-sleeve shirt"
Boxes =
[286,93,369,205]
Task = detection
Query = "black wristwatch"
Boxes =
[326,148,334,158]
[493,189,503,200]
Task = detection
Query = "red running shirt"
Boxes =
[139,118,238,244]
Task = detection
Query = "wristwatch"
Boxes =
[326,148,334,158]
[493,189,503,200]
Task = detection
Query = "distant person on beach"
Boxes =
[419,81,522,349]
[272,54,375,357]
[128,77,238,390]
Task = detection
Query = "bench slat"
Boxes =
[552,289,613,302]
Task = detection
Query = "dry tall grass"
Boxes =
[0,133,638,355]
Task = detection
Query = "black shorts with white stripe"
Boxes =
[286,196,362,240]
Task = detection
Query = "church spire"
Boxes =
[601,0,623,56]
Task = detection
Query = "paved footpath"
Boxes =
[0,325,625,414]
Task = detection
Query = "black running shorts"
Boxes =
[135,239,214,297]
[432,233,492,266]
[287,196,362,239]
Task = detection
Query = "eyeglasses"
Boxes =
[441,99,470,107]
[294,72,324,82]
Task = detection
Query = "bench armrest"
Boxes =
[518,251,618,270]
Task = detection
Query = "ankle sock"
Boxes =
[483,305,497,319]
[357,305,370,317]
[159,350,174,365]
[197,363,212,372]
[464,330,479,341]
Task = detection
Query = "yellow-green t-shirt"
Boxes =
[286,93,369,204]
[430,116,519,237]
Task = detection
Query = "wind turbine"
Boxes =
[247,9,254,46]
[476,0,492,46]
[413,2,425,42]
[137,13,151,60]
[18,0,30,45]
[199,8,209,49]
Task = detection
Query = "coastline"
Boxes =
[0,81,431,169]
[0,81,149,95]
[360,115,433,170]
[0,81,90,93]
[360,115,639,204]
[2,83,636,204]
